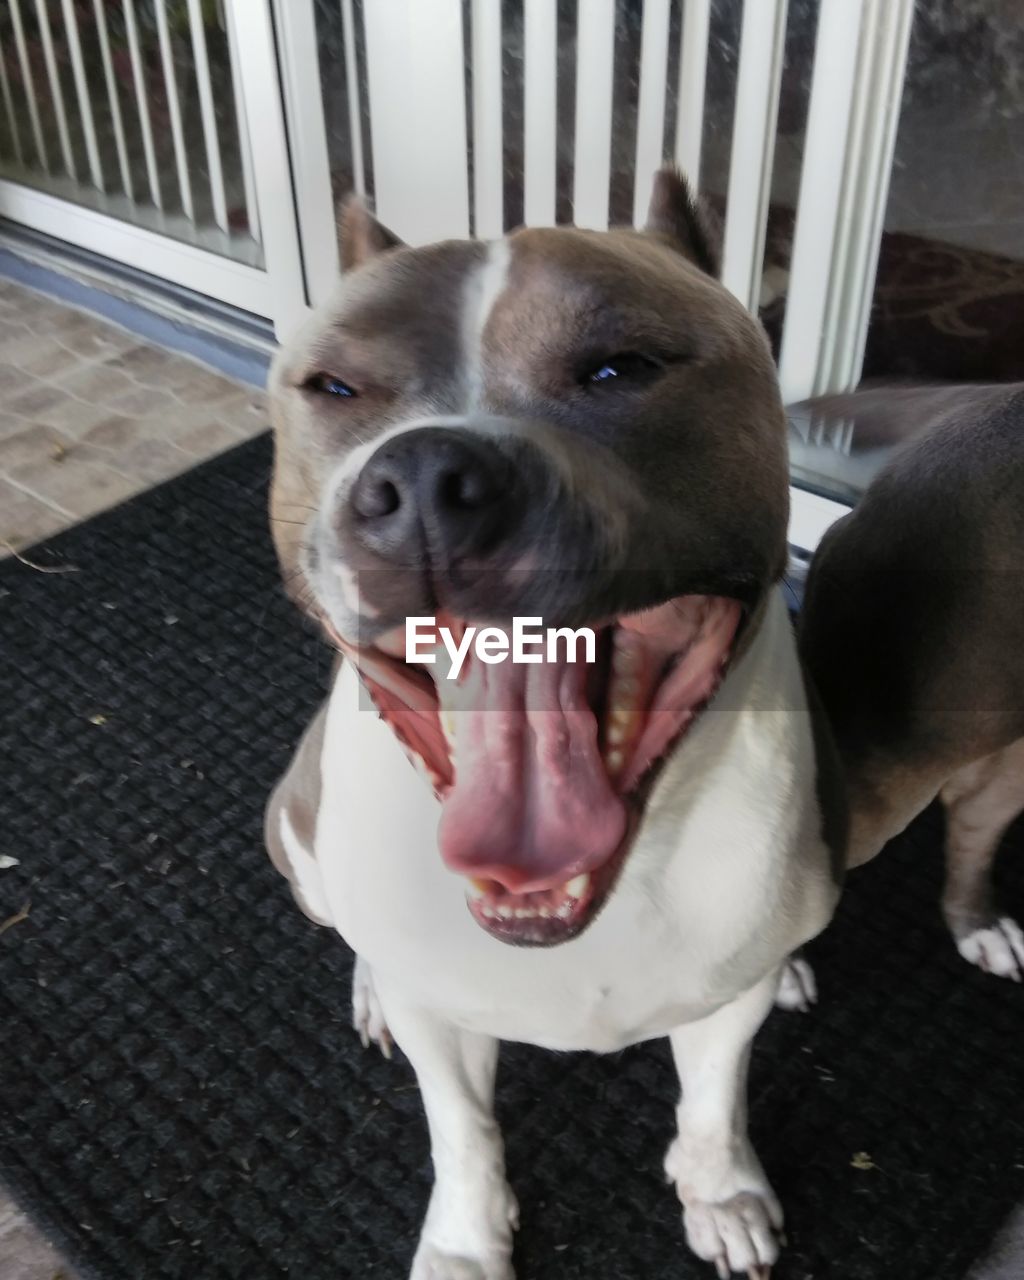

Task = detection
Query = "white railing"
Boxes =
[0,0,914,416]
[777,0,914,403]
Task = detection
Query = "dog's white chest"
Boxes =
[311,593,837,1052]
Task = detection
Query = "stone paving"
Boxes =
[0,279,266,559]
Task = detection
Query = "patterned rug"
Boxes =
[2,435,1023,1279]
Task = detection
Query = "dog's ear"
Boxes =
[337,196,405,271]
[644,166,719,278]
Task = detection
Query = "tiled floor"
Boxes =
[0,278,266,560]
[0,276,267,1277]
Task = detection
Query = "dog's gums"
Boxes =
[328,595,742,946]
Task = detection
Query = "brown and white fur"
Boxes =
[264,170,843,1278]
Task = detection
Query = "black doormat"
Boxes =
[2,435,1023,1280]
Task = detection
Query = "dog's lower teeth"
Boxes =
[470,877,589,927]
[565,873,589,899]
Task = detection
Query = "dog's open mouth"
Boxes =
[331,596,742,946]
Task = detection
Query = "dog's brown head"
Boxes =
[269,168,788,946]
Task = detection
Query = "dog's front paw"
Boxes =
[352,956,393,1056]
[683,1191,782,1279]
[410,1243,515,1280]
[774,955,817,1012]
[955,917,1024,981]
[666,1133,782,1278]
[411,1178,518,1280]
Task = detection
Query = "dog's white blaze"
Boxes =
[462,238,511,411]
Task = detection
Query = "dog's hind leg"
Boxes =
[373,978,518,1280]
[941,738,1024,981]
[665,970,782,1279]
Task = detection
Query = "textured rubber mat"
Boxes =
[2,434,1023,1280]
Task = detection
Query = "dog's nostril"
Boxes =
[347,428,514,563]
[356,477,400,519]
[440,467,492,511]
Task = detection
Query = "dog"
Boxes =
[799,382,1024,979]
[264,168,843,1278]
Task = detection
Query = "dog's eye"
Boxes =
[306,373,358,398]
[583,353,662,388]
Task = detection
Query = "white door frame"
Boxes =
[0,0,308,342]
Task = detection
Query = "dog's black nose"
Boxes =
[350,428,515,564]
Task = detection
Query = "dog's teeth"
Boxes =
[606,748,624,773]
[481,904,496,919]
[497,905,514,919]
[466,879,487,900]
[612,639,640,675]
[515,908,535,919]
[565,873,590,900]
[557,900,573,918]
[539,906,552,918]
[606,721,626,745]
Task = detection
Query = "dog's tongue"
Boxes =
[436,653,627,892]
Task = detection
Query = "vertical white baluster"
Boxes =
[471,0,503,237]
[272,0,336,296]
[33,0,77,180]
[523,0,557,226]
[633,0,671,225]
[362,0,470,244]
[154,0,195,221]
[123,0,162,208]
[573,0,616,230]
[674,0,710,187]
[844,0,914,391]
[0,29,25,165]
[9,0,49,171]
[340,0,366,197]
[719,0,789,310]
[93,0,134,199]
[224,0,308,339]
[778,0,914,401]
[186,0,229,232]
[60,0,105,190]
[814,0,880,391]
[777,0,866,403]
[223,0,259,240]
